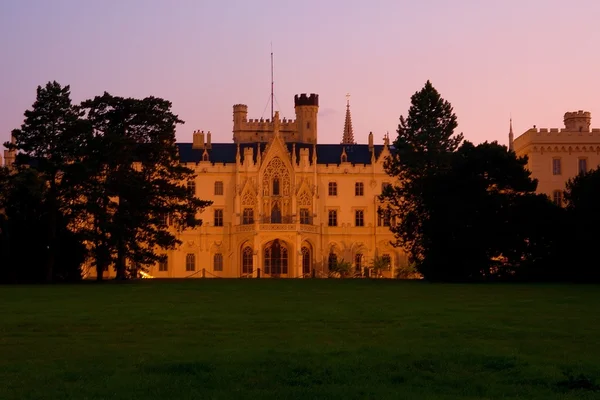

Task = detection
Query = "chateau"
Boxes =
[94,93,404,278]
[511,110,600,206]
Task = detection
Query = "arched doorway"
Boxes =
[264,239,288,276]
[241,246,253,275]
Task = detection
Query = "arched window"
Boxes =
[242,247,253,274]
[213,253,223,272]
[355,253,363,272]
[302,246,311,275]
[271,202,282,223]
[272,177,280,196]
[264,240,288,275]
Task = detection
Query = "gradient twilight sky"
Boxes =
[2,0,600,147]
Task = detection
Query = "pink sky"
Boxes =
[2,0,600,148]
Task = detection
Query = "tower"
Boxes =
[341,93,355,144]
[232,104,248,143]
[564,110,591,132]
[294,93,319,143]
[508,118,514,152]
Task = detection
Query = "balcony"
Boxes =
[234,216,318,233]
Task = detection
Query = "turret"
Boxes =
[192,130,205,149]
[368,131,374,151]
[508,119,514,152]
[233,104,248,131]
[206,131,212,149]
[564,110,591,132]
[294,93,319,143]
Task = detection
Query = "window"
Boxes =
[355,182,364,196]
[301,246,311,275]
[242,247,253,274]
[185,253,196,271]
[159,213,168,226]
[159,257,168,271]
[355,210,364,227]
[264,240,288,275]
[214,181,224,195]
[328,182,337,196]
[242,208,254,225]
[300,208,311,225]
[578,158,588,174]
[552,158,561,175]
[271,202,282,223]
[213,253,223,272]
[187,181,196,196]
[378,210,391,227]
[328,210,338,227]
[328,252,337,270]
[382,182,391,193]
[214,209,223,226]
[553,190,563,207]
[272,178,280,195]
[355,253,363,271]
[382,254,391,270]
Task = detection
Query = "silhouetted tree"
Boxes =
[563,167,600,282]
[4,82,87,282]
[380,80,463,272]
[78,93,212,279]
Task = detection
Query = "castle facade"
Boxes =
[511,111,600,206]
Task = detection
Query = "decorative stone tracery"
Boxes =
[262,157,291,196]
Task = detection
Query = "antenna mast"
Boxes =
[270,42,274,120]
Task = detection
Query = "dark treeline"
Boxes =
[0,82,211,283]
[380,81,600,283]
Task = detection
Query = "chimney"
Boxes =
[206,131,212,149]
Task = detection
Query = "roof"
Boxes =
[176,143,387,165]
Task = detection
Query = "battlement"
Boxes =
[564,110,591,119]
[564,110,591,132]
[294,93,319,107]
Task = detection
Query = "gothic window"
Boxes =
[187,181,196,196]
[159,257,168,271]
[328,210,337,227]
[552,158,561,175]
[355,182,364,196]
[214,209,223,226]
[242,191,256,206]
[328,252,337,270]
[355,210,364,227]
[553,190,563,207]
[298,191,312,206]
[272,177,280,195]
[264,240,288,275]
[214,181,224,195]
[328,182,337,196]
[213,253,223,272]
[271,202,282,223]
[300,208,310,225]
[242,247,253,274]
[242,208,254,225]
[302,246,311,275]
[262,157,290,196]
[185,253,196,271]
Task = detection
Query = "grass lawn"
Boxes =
[1,280,599,399]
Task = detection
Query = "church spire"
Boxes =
[508,117,514,152]
[341,93,355,144]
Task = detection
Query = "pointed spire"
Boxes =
[341,93,355,144]
[509,117,514,152]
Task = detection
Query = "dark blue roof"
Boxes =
[177,142,386,165]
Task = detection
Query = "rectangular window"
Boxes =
[382,182,391,193]
[185,253,196,271]
[578,158,588,174]
[552,158,561,175]
[355,254,363,271]
[214,209,223,226]
[328,182,337,196]
[159,257,168,271]
[382,254,391,270]
[355,210,364,227]
[553,190,563,207]
[378,210,391,227]
[242,208,254,225]
[187,181,196,196]
[300,208,311,225]
[328,210,337,227]
[214,181,224,195]
[213,253,223,272]
[355,182,364,196]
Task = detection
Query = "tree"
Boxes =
[4,81,87,282]
[563,167,600,282]
[380,80,463,272]
[0,167,85,283]
[78,93,212,279]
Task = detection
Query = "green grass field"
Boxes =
[1,280,599,399]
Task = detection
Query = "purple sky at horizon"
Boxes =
[2,0,600,148]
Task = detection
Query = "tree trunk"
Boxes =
[46,181,58,283]
[115,241,127,280]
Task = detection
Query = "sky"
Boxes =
[2,0,600,148]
